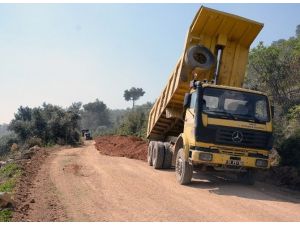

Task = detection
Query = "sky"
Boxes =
[1,3,300,124]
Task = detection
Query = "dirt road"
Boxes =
[24,141,300,221]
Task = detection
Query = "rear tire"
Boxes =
[163,143,173,169]
[152,142,165,169]
[147,141,154,166]
[175,148,193,185]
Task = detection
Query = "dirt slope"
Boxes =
[12,147,68,222]
[14,141,300,222]
[94,135,148,161]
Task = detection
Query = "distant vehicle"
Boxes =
[81,129,89,137]
[81,129,93,140]
[84,132,92,140]
[147,6,273,186]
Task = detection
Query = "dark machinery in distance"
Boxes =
[81,129,93,140]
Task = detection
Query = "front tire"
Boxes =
[175,148,193,185]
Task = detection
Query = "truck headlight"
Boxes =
[256,159,268,168]
[199,153,213,161]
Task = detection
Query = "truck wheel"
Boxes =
[175,148,193,185]
[185,45,215,70]
[163,143,173,169]
[152,142,165,169]
[237,170,255,185]
[147,141,154,166]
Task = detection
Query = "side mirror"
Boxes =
[183,93,191,109]
[271,105,275,118]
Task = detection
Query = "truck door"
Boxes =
[184,92,197,145]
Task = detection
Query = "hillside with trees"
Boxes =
[245,25,300,175]
[9,104,82,147]
[0,92,151,159]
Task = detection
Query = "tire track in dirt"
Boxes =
[14,141,300,221]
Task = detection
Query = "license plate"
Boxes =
[226,159,243,166]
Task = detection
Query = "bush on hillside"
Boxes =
[277,132,300,170]
[0,133,19,157]
[8,104,81,147]
[116,103,152,139]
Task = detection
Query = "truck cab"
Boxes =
[179,81,273,184]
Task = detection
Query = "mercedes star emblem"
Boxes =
[232,131,243,143]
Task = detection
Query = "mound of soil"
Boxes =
[94,135,148,161]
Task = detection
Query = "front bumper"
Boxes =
[189,150,270,169]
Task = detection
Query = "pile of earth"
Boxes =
[94,135,148,161]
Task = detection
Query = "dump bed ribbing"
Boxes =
[147,6,263,140]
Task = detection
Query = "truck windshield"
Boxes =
[202,87,270,123]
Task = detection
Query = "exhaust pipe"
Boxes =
[214,46,223,85]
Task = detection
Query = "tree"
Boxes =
[9,106,33,143]
[116,102,152,138]
[68,102,82,114]
[0,133,18,156]
[31,107,47,140]
[278,132,300,169]
[245,25,300,147]
[81,99,111,132]
[123,87,145,108]
[296,24,300,38]
[8,103,82,146]
[0,124,9,137]
[245,37,300,115]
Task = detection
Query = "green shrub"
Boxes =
[0,179,16,192]
[8,104,82,147]
[93,126,115,137]
[0,209,12,222]
[26,137,43,148]
[116,109,148,138]
[0,163,21,179]
[0,163,21,192]
[278,133,300,169]
[0,133,18,157]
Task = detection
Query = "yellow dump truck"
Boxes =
[147,6,273,185]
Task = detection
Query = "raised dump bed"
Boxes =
[147,6,263,140]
